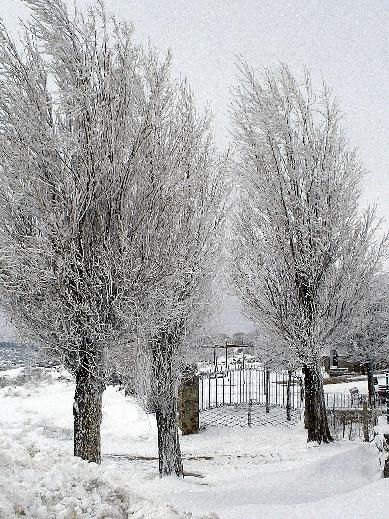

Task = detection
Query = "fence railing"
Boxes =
[327,405,384,441]
[199,369,389,440]
[199,368,302,411]
[324,392,387,411]
[199,368,387,415]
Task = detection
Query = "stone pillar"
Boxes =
[178,367,199,435]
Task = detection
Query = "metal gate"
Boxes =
[199,368,303,411]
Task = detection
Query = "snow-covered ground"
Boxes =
[1,367,389,518]
[324,374,387,395]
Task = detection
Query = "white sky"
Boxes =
[0,0,388,336]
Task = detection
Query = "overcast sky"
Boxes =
[0,0,388,337]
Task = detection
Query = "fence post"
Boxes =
[228,370,230,405]
[222,371,225,406]
[286,370,292,421]
[248,398,252,427]
[239,369,241,405]
[362,400,369,442]
[208,372,211,409]
[275,371,278,405]
[348,415,354,441]
[386,373,389,424]
[215,372,218,408]
[200,376,203,411]
[249,369,252,403]
[265,369,270,413]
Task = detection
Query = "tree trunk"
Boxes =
[366,361,376,407]
[152,331,183,477]
[303,363,333,444]
[156,398,183,477]
[286,370,292,421]
[73,347,105,464]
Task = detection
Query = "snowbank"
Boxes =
[0,368,214,519]
[0,435,199,519]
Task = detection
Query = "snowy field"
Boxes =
[1,367,389,518]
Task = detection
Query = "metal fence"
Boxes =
[199,368,387,439]
[324,392,385,410]
[199,368,302,411]
[325,393,386,441]
[326,406,383,441]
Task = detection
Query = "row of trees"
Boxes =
[0,0,225,476]
[0,0,387,476]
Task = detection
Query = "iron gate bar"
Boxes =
[208,374,210,409]
[275,372,278,405]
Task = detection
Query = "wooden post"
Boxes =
[286,370,292,421]
[265,369,270,413]
[348,415,354,441]
[362,400,369,442]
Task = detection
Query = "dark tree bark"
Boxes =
[286,370,292,421]
[295,270,333,443]
[303,364,333,444]
[152,332,183,477]
[73,345,105,464]
[155,399,183,477]
[366,361,376,407]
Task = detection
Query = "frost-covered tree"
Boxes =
[0,0,185,463]
[126,58,226,476]
[231,62,387,443]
